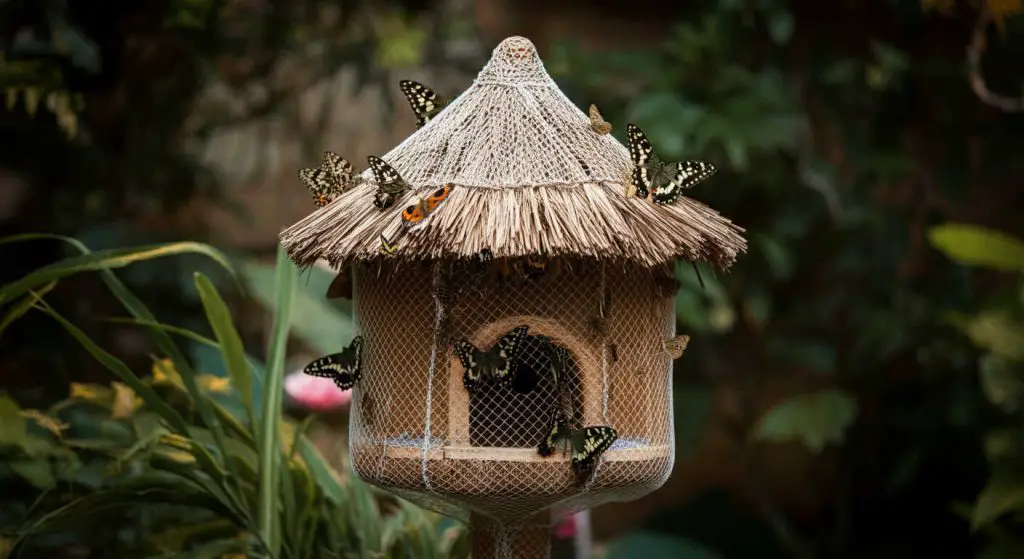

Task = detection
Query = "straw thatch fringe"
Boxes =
[279,36,747,271]
[279,180,746,270]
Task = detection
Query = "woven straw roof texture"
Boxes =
[280,36,746,269]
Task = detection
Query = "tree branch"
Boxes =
[967,8,1024,112]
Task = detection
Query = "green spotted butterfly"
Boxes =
[303,336,363,390]
[453,325,529,392]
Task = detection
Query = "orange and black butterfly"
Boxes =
[400,184,453,230]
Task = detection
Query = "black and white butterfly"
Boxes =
[537,407,618,475]
[298,151,357,207]
[399,80,448,129]
[625,124,717,205]
[367,155,411,210]
[303,336,363,390]
[453,325,529,392]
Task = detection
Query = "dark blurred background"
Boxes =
[2,0,1024,557]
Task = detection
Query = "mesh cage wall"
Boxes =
[349,259,675,527]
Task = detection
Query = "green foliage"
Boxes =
[752,390,858,453]
[929,225,1024,552]
[0,235,468,558]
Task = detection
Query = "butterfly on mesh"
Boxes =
[663,335,690,359]
[399,80,448,129]
[401,184,453,230]
[626,124,717,205]
[547,342,576,418]
[523,257,548,280]
[368,155,411,210]
[588,104,612,135]
[379,234,398,257]
[537,408,618,474]
[303,336,363,390]
[297,151,357,207]
[453,325,529,392]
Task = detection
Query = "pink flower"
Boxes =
[553,514,577,539]
[284,370,352,412]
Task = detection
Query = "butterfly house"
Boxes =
[281,36,746,558]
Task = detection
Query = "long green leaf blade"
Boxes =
[195,273,255,427]
[258,246,297,557]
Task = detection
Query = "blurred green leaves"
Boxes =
[752,389,858,453]
[929,224,1024,272]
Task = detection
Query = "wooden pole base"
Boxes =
[470,513,550,559]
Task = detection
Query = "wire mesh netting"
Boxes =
[348,258,676,548]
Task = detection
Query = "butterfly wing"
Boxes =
[664,334,691,359]
[424,184,453,214]
[322,151,355,191]
[367,156,410,210]
[489,325,529,386]
[588,104,612,135]
[399,80,445,128]
[570,426,618,473]
[379,234,398,257]
[298,168,334,207]
[651,160,718,205]
[303,336,363,390]
[454,339,486,392]
[626,124,653,199]
[538,408,572,457]
[401,198,428,229]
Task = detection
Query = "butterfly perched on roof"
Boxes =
[453,325,529,392]
[399,80,448,129]
[367,155,411,210]
[663,335,690,359]
[588,104,612,135]
[298,151,357,207]
[626,124,718,205]
[379,234,398,257]
[537,408,618,475]
[303,336,363,390]
[401,184,453,230]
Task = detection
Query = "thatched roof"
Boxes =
[280,36,746,270]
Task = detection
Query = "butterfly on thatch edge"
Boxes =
[401,184,453,231]
[626,123,718,205]
[537,407,619,476]
[452,325,530,393]
[303,336,363,390]
[298,151,359,207]
[367,155,412,211]
[399,80,449,129]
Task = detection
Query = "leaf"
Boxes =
[194,273,253,426]
[972,474,1024,530]
[241,259,354,356]
[8,458,55,488]
[0,281,56,339]
[928,224,1024,272]
[962,311,1024,361]
[767,12,795,45]
[0,239,236,306]
[979,354,1024,411]
[0,394,27,448]
[19,409,68,437]
[605,532,724,559]
[256,247,296,557]
[752,389,858,453]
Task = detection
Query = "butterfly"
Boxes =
[399,80,448,128]
[401,184,453,230]
[303,336,363,390]
[588,104,612,135]
[626,124,718,205]
[537,408,618,474]
[298,151,357,207]
[379,234,398,257]
[368,155,411,210]
[453,325,529,392]
[524,258,548,280]
[663,335,690,359]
